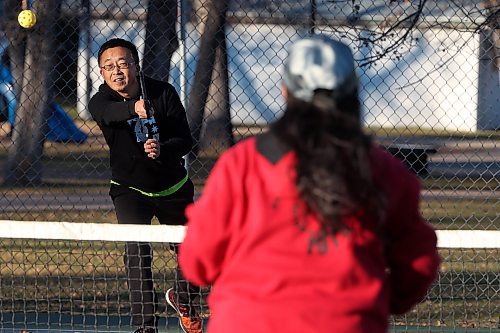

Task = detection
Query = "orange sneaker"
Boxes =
[166,288,203,333]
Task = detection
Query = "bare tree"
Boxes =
[187,0,233,168]
[143,0,179,80]
[3,0,62,186]
[483,0,500,69]
[2,0,26,106]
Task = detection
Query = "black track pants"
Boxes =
[111,179,201,327]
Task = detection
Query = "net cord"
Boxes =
[0,220,186,243]
[0,220,498,248]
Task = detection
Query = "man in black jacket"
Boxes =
[89,38,203,333]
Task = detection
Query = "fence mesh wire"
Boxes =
[0,222,498,332]
[0,238,191,331]
[0,0,498,331]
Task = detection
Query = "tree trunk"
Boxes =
[3,0,62,186]
[201,35,233,156]
[484,0,499,69]
[3,0,27,104]
[142,0,179,80]
[187,0,233,167]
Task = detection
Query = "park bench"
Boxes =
[380,143,438,176]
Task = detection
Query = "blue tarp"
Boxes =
[46,102,88,143]
[0,63,88,143]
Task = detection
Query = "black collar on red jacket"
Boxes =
[255,131,291,165]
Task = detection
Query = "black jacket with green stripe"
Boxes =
[89,76,192,193]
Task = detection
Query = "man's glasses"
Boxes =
[101,62,135,72]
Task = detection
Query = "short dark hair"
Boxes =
[97,38,139,65]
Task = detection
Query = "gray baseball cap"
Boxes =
[282,35,358,102]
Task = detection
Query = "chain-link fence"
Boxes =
[0,0,498,330]
[0,0,498,226]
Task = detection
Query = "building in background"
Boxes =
[28,0,499,131]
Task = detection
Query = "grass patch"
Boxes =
[365,126,500,140]
[422,177,499,192]
[422,199,498,230]
[0,240,496,328]
[0,240,181,314]
[0,210,116,223]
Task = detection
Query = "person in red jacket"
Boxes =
[179,35,440,333]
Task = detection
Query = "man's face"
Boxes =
[99,46,138,97]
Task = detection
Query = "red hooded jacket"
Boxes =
[180,136,440,333]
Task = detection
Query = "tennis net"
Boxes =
[0,220,498,332]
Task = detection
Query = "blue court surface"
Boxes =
[3,325,499,333]
[2,313,498,333]
[0,314,204,333]
[391,328,500,333]
[2,320,191,333]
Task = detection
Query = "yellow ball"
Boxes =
[18,10,37,29]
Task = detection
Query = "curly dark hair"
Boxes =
[272,89,385,237]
